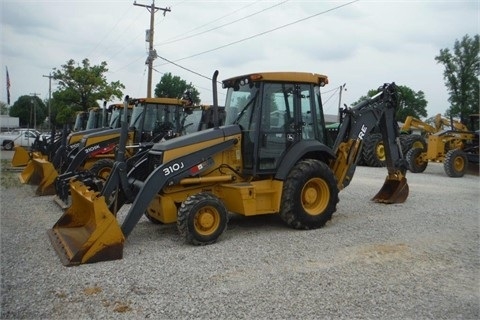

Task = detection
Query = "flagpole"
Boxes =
[6,66,11,106]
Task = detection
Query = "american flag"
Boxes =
[6,67,11,105]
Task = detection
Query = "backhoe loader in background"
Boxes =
[18,103,131,183]
[12,105,112,168]
[29,97,192,197]
[52,97,213,208]
[48,70,409,266]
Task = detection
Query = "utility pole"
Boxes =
[30,93,41,130]
[134,1,171,98]
[42,73,53,130]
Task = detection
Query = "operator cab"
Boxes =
[129,98,185,143]
[223,72,329,175]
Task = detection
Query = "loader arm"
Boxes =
[120,138,237,237]
[331,83,408,203]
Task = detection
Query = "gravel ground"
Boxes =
[1,160,479,319]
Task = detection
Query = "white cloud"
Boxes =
[1,0,478,118]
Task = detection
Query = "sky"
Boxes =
[1,0,478,118]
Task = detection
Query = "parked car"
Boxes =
[0,129,41,150]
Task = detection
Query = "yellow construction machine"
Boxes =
[406,114,479,177]
[52,96,212,208]
[48,71,409,266]
[18,103,131,183]
[27,97,191,197]
[361,113,469,168]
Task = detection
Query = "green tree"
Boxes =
[435,34,480,124]
[9,95,47,127]
[351,85,427,122]
[52,58,125,114]
[0,101,8,115]
[154,72,201,104]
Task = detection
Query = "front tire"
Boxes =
[89,159,115,181]
[406,147,428,173]
[177,193,228,245]
[279,159,339,230]
[444,149,467,177]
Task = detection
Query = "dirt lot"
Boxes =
[1,154,479,319]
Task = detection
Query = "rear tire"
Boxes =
[406,147,428,173]
[279,159,338,230]
[362,133,385,167]
[177,193,228,245]
[444,149,467,177]
[3,140,14,151]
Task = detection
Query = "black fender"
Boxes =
[274,140,335,181]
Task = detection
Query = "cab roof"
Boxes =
[222,72,329,87]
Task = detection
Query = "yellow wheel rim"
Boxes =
[453,155,465,172]
[97,168,112,180]
[301,178,330,216]
[194,206,220,236]
[376,143,386,161]
[414,154,425,167]
[412,141,424,150]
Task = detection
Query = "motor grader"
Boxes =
[48,71,409,266]
[406,114,479,177]
[360,113,469,168]
[18,103,132,184]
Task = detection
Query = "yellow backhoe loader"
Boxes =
[18,103,131,183]
[52,97,214,208]
[48,71,409,266]
[12,109,99,168]
[28,97,192,197]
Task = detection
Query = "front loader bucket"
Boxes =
[11,146,31,167]
[372,174,409,204]
[19,158,58,195]
[19,161,37,184]
[47,180,125,266]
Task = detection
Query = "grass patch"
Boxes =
[0,160,23,189]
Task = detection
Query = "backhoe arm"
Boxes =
[330,83,408,203]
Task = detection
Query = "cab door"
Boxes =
[256,83,319,172]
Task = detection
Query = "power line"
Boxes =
[158,0,261,43]
[155,0,359,66]
[155,0,287,47]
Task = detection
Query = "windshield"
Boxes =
[73,112,87,131]
[130,104,145,128]
[109,108,130,128]
[143,104,178,132]
[129,102,180,132]
[86,109,108,129]
[224,82,259,129]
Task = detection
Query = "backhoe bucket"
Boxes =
[11,146,31,167]
[47,180,124,266]
[372,174,409,204]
